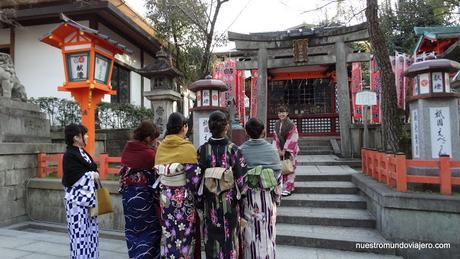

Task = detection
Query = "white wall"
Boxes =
[15,23,74,99]
[130,71,142,106]
[0,28,9,45]
[98,24,141,69]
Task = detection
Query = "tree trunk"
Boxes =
[366,0,402,152]
[199,0,227,78]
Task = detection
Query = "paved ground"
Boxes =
[0,222,401,259]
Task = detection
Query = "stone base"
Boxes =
[0,97,50,143]
[352,173,460,259]
[0,143,65,227]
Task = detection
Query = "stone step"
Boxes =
[276,246,403,259]
[296,166,356,181]
[276,223,396,255]
[299,150,334,155]
[298,144,332,149]
[281,194,367,209]
[295,181,359,194]
[277,207,376,228]
[298,159,362,168]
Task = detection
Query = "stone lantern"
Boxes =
[189,76,228,149]
[405,59,460,160]
[139,49,183,136]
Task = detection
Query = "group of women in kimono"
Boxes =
[62,106,298,259]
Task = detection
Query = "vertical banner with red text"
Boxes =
[351,62,362,122]
[370,58,381,123]
[250,70,258,118]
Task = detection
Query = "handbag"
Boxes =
[281,156,294,175]
[89,179,113,217]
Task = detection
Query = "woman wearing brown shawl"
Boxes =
[154,112,202,259]
[272,106,299,196]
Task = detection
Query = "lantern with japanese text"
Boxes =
[405,59,460,160]
[41,14,132,155]
[188,76,228,148]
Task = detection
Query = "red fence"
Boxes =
[37,153,121,180]
[361,148,460,195]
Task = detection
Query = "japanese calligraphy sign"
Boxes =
[198,117,212,146]
[68,52,89,81]
[202,90,210,106]
[431,72,443,93]
[94,54,110,84]
[411,110,420,158]
[293,39,309,63]
[430,107,452,158]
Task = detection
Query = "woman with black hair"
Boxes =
[62,123,100,259]
[197,110,247,259]
[273,106,299,196]
[240,118,281,259]
[154,112,202,258]
[119,121,161,259]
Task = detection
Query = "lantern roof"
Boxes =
[138,48,183,78]
[405,59,460,78]
[40,13,133,55]
[189,75,228,92]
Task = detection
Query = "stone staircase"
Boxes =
[297,137,336,155]
[276,164,402,258]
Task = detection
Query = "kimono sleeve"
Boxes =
[284,125,299,156]
[65,171,97,208]
[231,145,248,198]
[184,163,202,194]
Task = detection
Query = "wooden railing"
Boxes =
[37,153,121,180]
[361,148,460,195]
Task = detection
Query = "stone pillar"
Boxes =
[144,89,181,137]
[335,40,352,157]
[256,47,268,124]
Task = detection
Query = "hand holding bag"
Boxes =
[281,156,294,175]
[89,178,114,217]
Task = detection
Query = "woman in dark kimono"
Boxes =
[272,106,299,196]
[62,124,99,259]
[240,118,281,259]
[154,112,202,259]
[119,121,161,259]
[197,111,248,259]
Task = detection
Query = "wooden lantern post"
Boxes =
[41,14,132,155]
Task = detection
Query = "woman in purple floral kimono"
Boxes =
[154,113,202,259]
[197,111,248,259]
[272,106,299,196]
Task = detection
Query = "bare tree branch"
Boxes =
[301,0,338,14]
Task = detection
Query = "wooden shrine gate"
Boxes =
[228,23,370,155]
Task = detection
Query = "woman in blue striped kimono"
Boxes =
[240,118,282,259]
[62,124,99,259]
[120,121,162,259]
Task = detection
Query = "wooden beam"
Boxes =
[233,29,369,50]
[236,52,370,69]
[9,26,15,62]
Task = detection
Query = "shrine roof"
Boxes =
[137,49,183,78]
[414,26,460,59]
[40,14,133,55]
